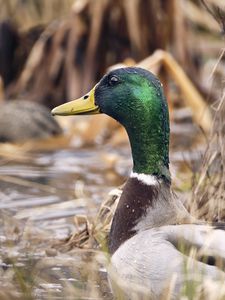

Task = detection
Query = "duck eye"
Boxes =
[109,75,120,86]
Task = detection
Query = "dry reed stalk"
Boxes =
[189,93,225,221]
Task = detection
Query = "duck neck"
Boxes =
[126,115,170,181]
[108,110,175,254]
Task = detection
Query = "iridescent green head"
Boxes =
[52,67,170,181]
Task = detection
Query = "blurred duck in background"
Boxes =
[0,21,62,143]
[0,100,62,143]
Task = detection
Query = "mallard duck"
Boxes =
[0,100,62,143]
[52,68,225,299]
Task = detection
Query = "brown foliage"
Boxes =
[1,0,197,108]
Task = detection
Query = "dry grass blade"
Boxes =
[0,175,56,193]
[0,76,4,101]
[201,0,225,34]
[184,0,222,32]
[54,187,122,251]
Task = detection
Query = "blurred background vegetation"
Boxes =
[0,0,224,107]
[0,0,224,299]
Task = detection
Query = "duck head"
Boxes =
[52,67,170,181]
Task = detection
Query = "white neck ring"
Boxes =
[130,171,158,186]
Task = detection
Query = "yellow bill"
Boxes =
[51,86,100,116]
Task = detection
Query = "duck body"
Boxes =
[52,67,225,299]
[109,174,225,299]
[111,224,225,299]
